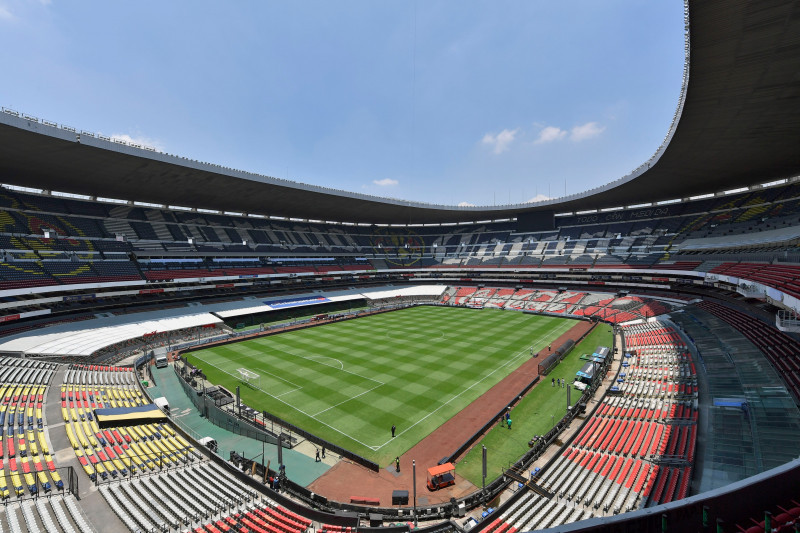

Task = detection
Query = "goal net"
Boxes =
[237,368,261,389]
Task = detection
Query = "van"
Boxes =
[155,354,168,368]
[153,397,169,414]
[198,437,218,452]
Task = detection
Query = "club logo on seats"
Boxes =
[370,229,425,266]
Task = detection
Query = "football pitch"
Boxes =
[184,306,576,465]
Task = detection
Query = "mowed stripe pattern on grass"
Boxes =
[186,306,575,464]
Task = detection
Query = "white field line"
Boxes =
[278,345,385,387]
[255,367,303,390]
[255,367,303,397]
[190,352,381,451]
[274,387,303,398]
[204,342,383,387]
[303,355,344,370]
[193,315,573,451]
[369,319,575,450]
[311,382,385,417]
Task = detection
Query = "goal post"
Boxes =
[237,368,261,389]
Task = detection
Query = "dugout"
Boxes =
[537,339,576,375]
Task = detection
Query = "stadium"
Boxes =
[0,1,799,532]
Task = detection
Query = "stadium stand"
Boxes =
[1,2,800,526]
[0,179,799,297]
[0,357,59,499]
[440,288,676,324]
[0,185,795,532]
[61,364,203,483]
[479,320,697,531]
[2,183,800,533]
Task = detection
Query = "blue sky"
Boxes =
[0,1,684,207]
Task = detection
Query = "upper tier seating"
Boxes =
[709,262,800,299]
[0,182,800,302]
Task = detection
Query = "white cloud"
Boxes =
[458,201,475,207]
[527,194,551,203]
[534,126,567,144]
[0,5,14,20]
[570,122,605,141]
[532,122,605,144]
[110,133,164,151]
[481,128,518,154]
[373,178,398,187]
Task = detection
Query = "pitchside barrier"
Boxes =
[538,319,596,376]
[446,376,540,465]
[173,365,283,446]
[216,454,361,528]
[171,360,379,472]
[259,409,380,473]
[358,521,458,533]
[537,318,597,376]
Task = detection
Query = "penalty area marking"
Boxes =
[189,351,384,452]
[303,355,344,370]
[255,367,304,397]
[311,382,385,417]
[189,315,573,452]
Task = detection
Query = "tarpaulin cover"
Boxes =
[575,362,596,380]
[94,404,166,428]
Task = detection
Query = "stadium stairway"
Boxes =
[40,365,111,531]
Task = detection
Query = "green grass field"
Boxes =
[184,306,576,465]
[456,323,614,486]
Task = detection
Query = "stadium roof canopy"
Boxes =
[1,0,799,224]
